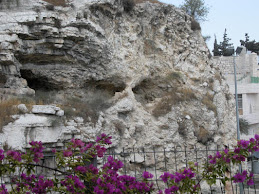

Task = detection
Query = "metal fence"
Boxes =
[101,146,259,194]
[5,145,258,193]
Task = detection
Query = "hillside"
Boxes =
[0,0,236,150]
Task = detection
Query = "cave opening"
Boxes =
[20,69,59,91]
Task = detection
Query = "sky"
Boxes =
[159,0,259,53]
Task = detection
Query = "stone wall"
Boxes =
[213,52,259,84]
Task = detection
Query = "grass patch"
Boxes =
[60,91,111,124]
[166,71,182,81]
[0,98,35,131]
[178,88,197,101]
[60,97,99,123]
[194,126,212,145]
[201,93,217,116]
[152,93,181,117]
[152,88,197,117]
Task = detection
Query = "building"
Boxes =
[213,47,259,139]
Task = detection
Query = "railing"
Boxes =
[101,146,259,193]
[3,146,258,193]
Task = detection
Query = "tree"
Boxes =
[180,0,209,21]
[212,35,221,56]
[219,28,233,56]
[212,29,233,56]
[240,33,259,54]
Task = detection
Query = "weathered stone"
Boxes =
[56,110,64,117]
[74,117,84,123]
[185,115,191,120]
[17,104,28,113]
[130,153,144,164]
[32,105,57,115]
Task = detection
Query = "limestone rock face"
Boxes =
[0,0,236,150]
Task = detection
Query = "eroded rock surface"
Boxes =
[0,0,236,150]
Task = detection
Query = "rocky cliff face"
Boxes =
[0,0,236,150]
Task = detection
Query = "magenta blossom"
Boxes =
[247,179,254,185]
[96,133,112,144]
[142,171,154,179]
[63,149,73,157]
[0,149,4,161]
[75,166,87,173]
[6,150,22,162]
[71,139,85,148]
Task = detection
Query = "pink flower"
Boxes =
[233,172,246,183]
[224,148,229,154]
[96,133,112,144]
[142,171,153,179]
[209,158,216,164]
[71,139,85,148]
[0,149,4,161]
[6,150,22,162]
[234,147,240,153]
[63,149,72,157]
[160,172,173,183]
[247,179,254,185]
[215,151,222,159]
[80,143,93,153]
[75,166,87,173]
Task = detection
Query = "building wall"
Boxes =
[213,52,258,84]
[213,52,259,138]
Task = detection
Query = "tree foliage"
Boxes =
[213,29,233,56]
[213,35,221,56]
[180,0,209,21]
[220,28,233,56]
[240,33,259,54]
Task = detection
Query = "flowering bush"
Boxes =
[0,134,154,194]
[159,134,259,193]
[0,134,258,193]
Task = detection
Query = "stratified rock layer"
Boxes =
[0,0,236,150]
